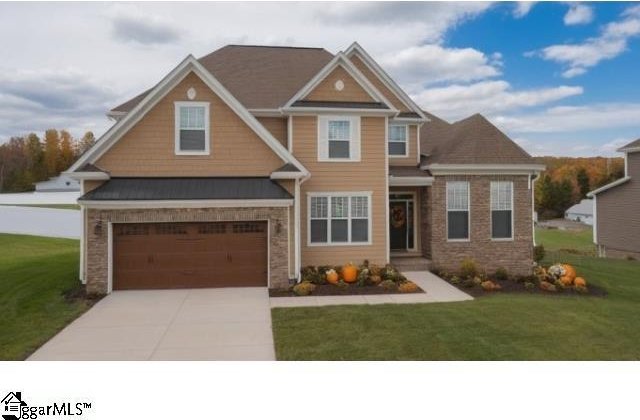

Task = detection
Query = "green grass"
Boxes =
[0,234,91,360]
[272,234,640,360]
[536,227,594,254]
[0,204,80,210]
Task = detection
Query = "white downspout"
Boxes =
[79,180,86,284]
[295,173,311,282]
[531,173,539,247]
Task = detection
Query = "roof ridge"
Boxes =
[225,44,327,50]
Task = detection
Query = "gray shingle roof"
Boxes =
[389,166,430,177]
[79,178,293,201]
[420,112,534,165]
[112,45,334,112]
[618,138,640,152]
[290,100,388,109]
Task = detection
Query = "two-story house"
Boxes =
[67,43,544,294]
[588,138,640,259]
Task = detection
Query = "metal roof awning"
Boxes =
[79,177,293,201]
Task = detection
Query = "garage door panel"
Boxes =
[113,221,268,290]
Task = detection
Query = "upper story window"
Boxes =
[447,181,470,241]
[388,124,408,157]
[174,102,210,155]
[317,116,361,162]
[491,181,513,240]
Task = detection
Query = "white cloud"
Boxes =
[412,80,583,120]
[378,44,502,88]
[533,5,640,77]
[564,4,594,26]
[110,5,181,45]
[494,103,640,133]
[513,2,537,18]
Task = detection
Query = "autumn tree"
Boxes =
[43,129,61,177]
[76,131,96,156]
[59,130,75,172]
[576,167,590,198]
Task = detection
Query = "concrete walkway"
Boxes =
[29,288,275,361]
[270,271,473,308]
[0,205,79,239]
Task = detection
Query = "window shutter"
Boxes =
[350,116,361,161]
[317,116,329,160]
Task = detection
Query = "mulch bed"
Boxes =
[269,284,425,297]
[448,279,608,298]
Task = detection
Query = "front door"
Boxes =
[390,201,408,250]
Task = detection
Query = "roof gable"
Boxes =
[345,42,426,120]
[302,65,378,103]
[283,52,397,111]
[111,45,334,113]
[618,138,640,152]
[69,55,308,176]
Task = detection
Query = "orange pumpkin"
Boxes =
[560,276,574,286]
[562,264,577,280]
[326,270,339,285]
[574,277,587,287]
[342,264,358,283]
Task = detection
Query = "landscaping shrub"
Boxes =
[459,258,479,279]
[494,267,509,282]
[381,264,402,282]
[449,275,461,285]
[398,281,419,293]
[379,279,397,291]
[356,267,370,287]
[462,278,476,288]
[533,244,545,263]
[524,281,536,291]
[369,275,382,285]
[293,282,316,296]
[301,266,323,284]
[539,281,557,292]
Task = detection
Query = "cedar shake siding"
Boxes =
[348,54,411,113]
[429,175,533,276]
[97,72,285,177]
[595,152,640,258]
[303,66,376,103]
[293,115,388,267]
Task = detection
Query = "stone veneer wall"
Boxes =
[419,186,431,258]
[429,175,534,276]
[85,207,290,295]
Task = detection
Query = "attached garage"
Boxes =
[79,177,294,294]
[113,221,268,290]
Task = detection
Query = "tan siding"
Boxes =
[293,115,388,267]
[96,72,284,176]
[389,124,418,166]
[257,117,288,148]
[596,155,640,255]
[349,55,410,112]
[83,180,104,193]
[304,66,376,103]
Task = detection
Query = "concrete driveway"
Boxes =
[29,288,275,361]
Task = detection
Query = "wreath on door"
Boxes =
[391,205,406,228]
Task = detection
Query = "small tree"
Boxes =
[576,167,590,198]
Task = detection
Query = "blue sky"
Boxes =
[0,1,639,156]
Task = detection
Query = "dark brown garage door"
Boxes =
[113,222,268,290]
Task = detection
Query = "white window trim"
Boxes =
[446,181,470,242]
[317,115,361,162]
[490,181,515,241]
[174,101,210,156]
[388,124,409,158]
[307,191,373,246]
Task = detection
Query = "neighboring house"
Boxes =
[34,174,80,192]
[588,139,640,259]
[564,199,594,225]
[67,43,544,295]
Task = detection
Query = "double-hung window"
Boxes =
[309,194,370,245]
[388,124,408,156]
[175,102,210,155]
[446,181,470,240]
[318,116,361,161]
[491,181,513,240]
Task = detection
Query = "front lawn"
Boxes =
[272,250,640,360]
[0,234,93,360]
[535,226,594,254]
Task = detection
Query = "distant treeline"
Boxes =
[534,156,625,219]
[0,129,96,192]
